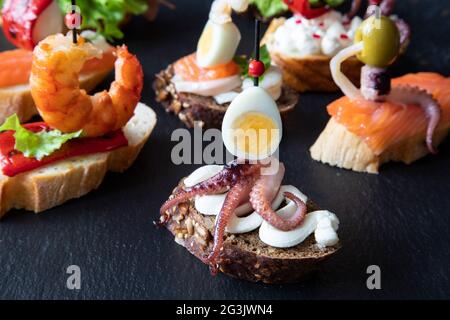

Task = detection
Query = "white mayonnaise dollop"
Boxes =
[183,165,340,248]
[268,11,362,58]
[213,66,283,104]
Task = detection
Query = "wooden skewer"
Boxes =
[71,0,77,44]
[254,19,260,87]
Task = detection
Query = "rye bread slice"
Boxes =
[153,64,299,129]
[162,180,341,284]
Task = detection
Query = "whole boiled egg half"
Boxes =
[196,20,241,68]
[222,86,282,161]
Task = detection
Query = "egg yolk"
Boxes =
[197,24,213,60]
[231,112,278,157]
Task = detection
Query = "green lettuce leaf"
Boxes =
[308,0,346,8]
[234,45,272,79]
[0,114,82,161]
[249,0,288,18]
[325,0,346,7]
[57,0,148,41]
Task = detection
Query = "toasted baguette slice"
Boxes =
[163,181,340,284]
[0,69,112,125]
[262,18,362,93]
[310,118,450,174]
[153,65,299,129]
[0,102,157,218]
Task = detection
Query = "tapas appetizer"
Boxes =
[0,12,156,218]
[154,0,298,129]
[0,0,117,124]
[262,0,410,92]
[310,13,450,173]
[159,23,340,283]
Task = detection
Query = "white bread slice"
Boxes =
[310,118,450,174]
[0,69,112,124]
[0,102,157,218]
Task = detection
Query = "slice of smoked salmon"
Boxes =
[173,53,240,82]
[0,49,116,88]
[328,73,450,155]
[0,49,33,88]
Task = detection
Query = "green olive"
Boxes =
[354,15,400,68]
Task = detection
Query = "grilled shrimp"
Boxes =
[30,33,143,137]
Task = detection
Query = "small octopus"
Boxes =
[159,159,306,274]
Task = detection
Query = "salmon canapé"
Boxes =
[173,53,240,82]
[327,73,450,155]
[0,48,116,88]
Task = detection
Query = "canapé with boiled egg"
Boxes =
[159,58,340,283]
[153,0,298,128]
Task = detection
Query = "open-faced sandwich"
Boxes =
[310,12,450,173]
[154,0,298,129]
[262,0,410,92]
[0,0,168,125]
[0,12,156,218]
[158,28,340,283]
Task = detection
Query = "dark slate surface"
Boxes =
[1,0,450,300]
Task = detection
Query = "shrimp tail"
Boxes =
[109,45,144,131]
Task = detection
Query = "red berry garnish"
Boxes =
[65,12,82,30]
[312,33,321,39]
[248,60,265,78]
[340,34,349,40]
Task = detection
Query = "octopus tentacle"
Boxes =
[366,0,395,17]
[345,0,362,22]
[249,163,306,231]
[387,85,441,154]
[361,65,391,101]
[206,177,256,275]
[379,0,395,16]
[159,160,262,222]
[283,191,307,224]
[250,180,307,231]
[159,184,225,224]
[394,18,411,52]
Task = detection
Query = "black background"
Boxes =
[1,0,449,299]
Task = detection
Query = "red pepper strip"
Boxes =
[0,122,128,177]
[1,0,53,50]
[283,0,330,19]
